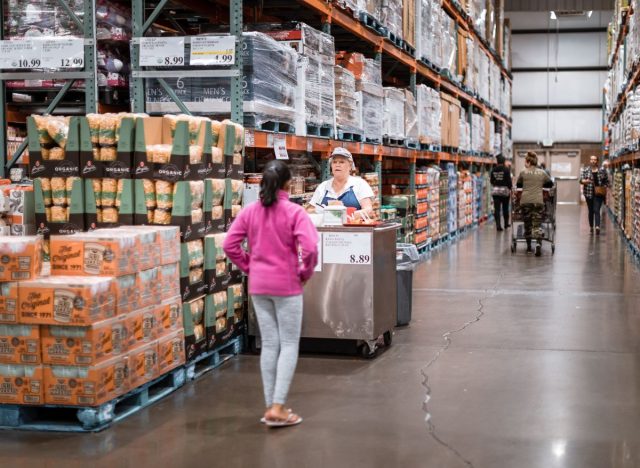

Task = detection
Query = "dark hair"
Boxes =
[496,154,505,165]
[525,151,538,167]
[260,160,291,207]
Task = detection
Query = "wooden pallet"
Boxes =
[245,115,295,134]
[337,130,364,142]
[359,11,387,36]
[0,367,185,433]
[306,123,334,138]
[186,335,243,381]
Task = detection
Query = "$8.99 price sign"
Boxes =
[139,37,185,67]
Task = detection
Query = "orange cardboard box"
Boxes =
[137,267,160,309]
[43,355,129,406]
[158,263,180,301]
[115,274,138,315]
[0,236,43,282]
[156,297,182,337]
[50,230,139,277]
[0,364,44,405]
[125,307,157,349]
[114,227,159,271]
[18,276,116,325]
[119,226,180,266]
[0,282,19,324]
[41,315,128,366]
[128,341,158,389]
[157,329,185,374]
[0,325,40,364]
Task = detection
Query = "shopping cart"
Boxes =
[510,186,557,255]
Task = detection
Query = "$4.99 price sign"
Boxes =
[323,232,372,265]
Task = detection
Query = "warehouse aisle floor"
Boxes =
[3,205,640,468]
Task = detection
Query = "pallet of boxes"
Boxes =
[128,114,247,378]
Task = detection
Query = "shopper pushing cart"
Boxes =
[511,152,555,256]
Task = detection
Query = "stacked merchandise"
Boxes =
[334,66,363,137]
[382,194,415,243]
[0,231,187,407]
[404,90,419,147]
[414,171,429,246]
[146,32,298,132]
[6,126,28,169]
[336,53,383,143]
[472,174,483,223]
[459,108,471,154]
[609,88,640,157]
[425,167,441,242]
[482,171,491,220]
[467,0,487,43]
[0,182,35,236]
[259,23,336,137]
[438,169,449,238]
[383,88,406,141]
[26,113,247,363]
[457,170,473,229]
[625,170,634,237]
[381,0,403,41]
[362,172,381,219]
[416,0,457,74]
[447,163,458,234]
[633,169,640,250]
[613,170,625,223]
[471,113,487,154]
[358,0,382,19]
[441,93,461,150]
[4,0,131,106]
[416,84,442,148]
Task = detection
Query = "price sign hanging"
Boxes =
[140,37,185,67]
[41,38,84,69]
[274,135,289,160]
[189,35,235,66]
[0,40,42,70]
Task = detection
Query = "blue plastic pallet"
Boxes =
[0,367,185,433]
[186,335,243,381]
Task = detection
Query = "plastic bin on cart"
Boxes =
[396,244,419,326]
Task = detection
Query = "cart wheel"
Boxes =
[383,331,393,346]
[511,242,516,253]
[552,245,555,255]
[360,343,377,359]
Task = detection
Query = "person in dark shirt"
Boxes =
[490,154,513,232]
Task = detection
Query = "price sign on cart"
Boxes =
[323,232,372,265]
[189,36,235,66]
[140,37,185,67]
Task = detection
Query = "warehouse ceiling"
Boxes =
[505,0,613,10]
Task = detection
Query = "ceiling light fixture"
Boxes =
[550,11,557,20]
[588,10,593,17]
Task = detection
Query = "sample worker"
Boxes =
[516,151,553,257]
[309,147,375,220]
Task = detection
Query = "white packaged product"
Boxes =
[383,87,405,140]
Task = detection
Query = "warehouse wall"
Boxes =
[506,10,611,144]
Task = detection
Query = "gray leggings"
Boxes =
[252,294,303,407]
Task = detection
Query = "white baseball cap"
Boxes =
[330,147,355,169]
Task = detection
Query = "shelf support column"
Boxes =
[84,0,97,113]
[375,153,382,205]
[131,0,145,113]
[231,0,243,124]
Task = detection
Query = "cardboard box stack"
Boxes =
[0,228,187,406]
[259,23,336,137]
[457,170,474,229]
[382,0,403,40]
[441,93,462,150]
[334,65,363,136]
[447,163,458,234]
[336,53,384,143]
[416,84,442,148]
[0,182,35,236]
[362,172,381,219]
[383,88,406,141]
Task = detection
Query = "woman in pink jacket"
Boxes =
[224,160,318,428]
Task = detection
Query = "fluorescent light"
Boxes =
[588,10,593,17]
[550,11,557,20]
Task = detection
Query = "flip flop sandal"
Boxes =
[264,413,303,428]
[260,408,292,424]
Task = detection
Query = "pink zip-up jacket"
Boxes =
[223,190,319,296]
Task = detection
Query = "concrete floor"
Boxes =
[2,205,640,468]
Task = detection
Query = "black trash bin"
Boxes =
[396,244,419,326]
